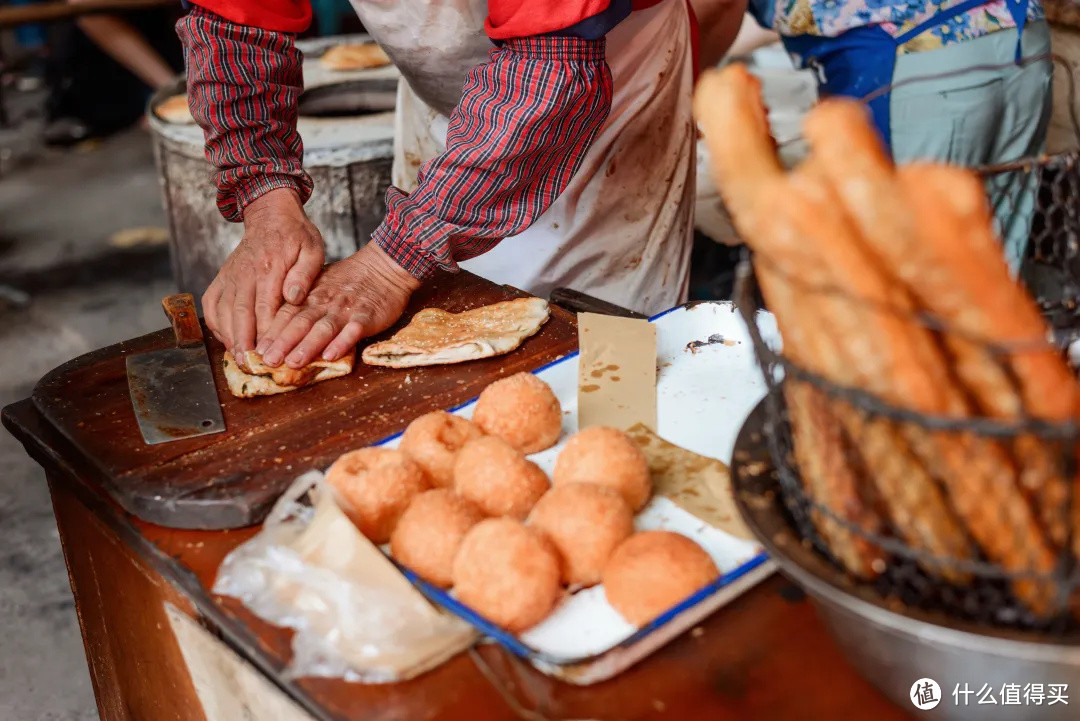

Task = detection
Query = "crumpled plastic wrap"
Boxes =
[213,471,477,683]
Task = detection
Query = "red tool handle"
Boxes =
[161,293,204,348]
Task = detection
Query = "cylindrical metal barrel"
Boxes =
[148,35,398,301]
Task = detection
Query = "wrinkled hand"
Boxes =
[202,188,324,358]
[257,242,421,368]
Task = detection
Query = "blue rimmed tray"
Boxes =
[376,301,780,684]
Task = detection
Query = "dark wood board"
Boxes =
[30,272,578,529]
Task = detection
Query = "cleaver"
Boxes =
[126,293,226,445]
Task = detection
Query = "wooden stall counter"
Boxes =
[3,272,912,721]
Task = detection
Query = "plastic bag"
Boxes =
[213,471,477,683]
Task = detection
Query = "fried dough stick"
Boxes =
[757,166,976,582]
[796,103,1060,613]
[762,265,888,578]
[694,66,887,577]
[901,167,1073,608]
[695,65,970,578]
[804,101,1071,551]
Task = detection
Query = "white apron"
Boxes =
[347,0,696,316]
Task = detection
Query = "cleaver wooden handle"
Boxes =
[162,293,205,348]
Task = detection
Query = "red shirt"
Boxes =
[177,1,690,279]
[190,0,638,36]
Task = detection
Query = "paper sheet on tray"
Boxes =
[626,423,753,541]
[577,312,657,431]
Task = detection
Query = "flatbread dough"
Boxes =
[320,43,391,71]
[223,349,354,398]
[362,298,550,368]
[155,94,194,124]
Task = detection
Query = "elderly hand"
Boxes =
[257,242,421,368]
[201,188,325,359]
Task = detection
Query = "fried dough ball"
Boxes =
[390,489,484,588]
[472,372,562,454]
[452,518,562,632]
[453,436,549,519]
[528,483,634,587]
[602,531,720,626]
[325,447,430,543]
[552,426,651,510]
[400,411,485,488]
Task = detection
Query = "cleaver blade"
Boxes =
[126,293,226,445]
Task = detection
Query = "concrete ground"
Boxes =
[0,123,174,721]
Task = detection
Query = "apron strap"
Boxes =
[894,0,996,45]
[1004,0,1030,61]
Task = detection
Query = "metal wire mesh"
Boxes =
[980,54,1080,344]
[735,261,1080,632]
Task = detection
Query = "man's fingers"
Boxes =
[323,320,364,361]
[282,239,324,305]
[215,282,238,350]
[262,308,321,367]
[259,303,303,361]
[254,259,287,344]
[285,315,342,368]
[201,281,225,344]
[231,274,258,360]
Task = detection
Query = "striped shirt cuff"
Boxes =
[502,35,607,61]
[232,173,312,220]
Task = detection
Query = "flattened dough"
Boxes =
[320,43,391,71]
[362,298,550,368]
[223,349,354,398]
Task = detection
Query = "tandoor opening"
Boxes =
[297,79,397,118]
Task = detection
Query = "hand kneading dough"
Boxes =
[603,531,720,626]
[326,448,430,543]
[528,483,634,587]
[472,372,562,454]
[453,436,549,519]
[390,489,484,588]
[400,411,485,488]
[553,426,651,510]
[452,518,562,632]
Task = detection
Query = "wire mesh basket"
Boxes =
[734,260,1080,634]
[978,54,1080,341]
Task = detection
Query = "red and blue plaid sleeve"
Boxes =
[176,6,312,221]
[372,37,612,279]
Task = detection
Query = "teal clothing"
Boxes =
[890,21,1052,269]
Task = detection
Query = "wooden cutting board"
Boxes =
[32,272,577,529]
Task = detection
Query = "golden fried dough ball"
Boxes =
[472,372,562,454]
[453,436,549,519]
[325,448,430,543]
[602,531,720,626]
[400,411,485,488]
[552,426,651,510]
[390,489,484,588]
[528,483,634,587]
[452,518,562,632]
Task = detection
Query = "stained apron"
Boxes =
[347,0,697,316]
